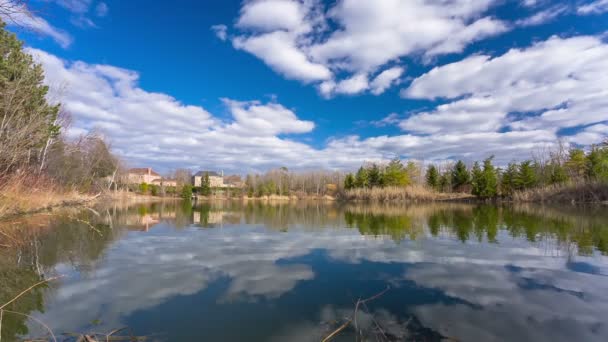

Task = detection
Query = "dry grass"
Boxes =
[511,181,608,203]
[0,174,90,219]
[342,185,474,203]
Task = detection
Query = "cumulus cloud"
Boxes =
[30,36,607,172]
[401,36,608,139]
[370,67,404,95]
[229,0,507,96]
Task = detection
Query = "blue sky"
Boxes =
[3,0,608,172]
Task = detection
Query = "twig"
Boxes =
[321,318,352,342]
[1,310,57,342]
[0,276,63,310]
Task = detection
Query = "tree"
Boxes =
[368,163,383,187]
[587,145,608,182]
[200,172,211,196]
[471,162,483,197]
[439,171,452,192]
[451,160,470,191]
[383,158,409,187]
[344,173,355,190]
[516,160,538,189]
[1,20,61,176]
[354,166,369,188]
[480,156,498,198]
[501,162,518,195]
[425,165,439,190]
[181,184,193,200]
[566,148,587,181]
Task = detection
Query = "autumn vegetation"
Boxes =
[0,19,119,217]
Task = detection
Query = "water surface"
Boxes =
[1,201,607,341]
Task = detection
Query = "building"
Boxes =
[128,168,161,184]
[151,178,177,187]
[193,171,224,187]
[224,174,244,188]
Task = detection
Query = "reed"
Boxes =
[342,185,473,202]
[0,173,90,219]
[511,181,608,203]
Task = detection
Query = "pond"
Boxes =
[1,201,607,341]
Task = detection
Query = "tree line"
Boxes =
[344,142,608,199]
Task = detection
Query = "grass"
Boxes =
[342,185,474,202]
[0,174,92,219]
[511,181,608,203]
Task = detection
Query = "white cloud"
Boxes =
[222,99,315,136]
[333,73,369,95]
[233,31,332,82]
[516,5,569,27]
[578,0,608,15]
[211,24,227,41]
[229,0,507,96]
[370,67,404,95]
[236,0,307,32]
[1,3,73,48]
[402,36,608,139]
[29,37,607,173]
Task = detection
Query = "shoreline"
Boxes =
[2,184,606,221]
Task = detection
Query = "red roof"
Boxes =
[128,168,160,176]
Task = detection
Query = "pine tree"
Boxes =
[0,20,61,173]
[471,161,483,197]
[344,173,355,190]
[368,163,383,187]
[480,156,498,198]
[354,167,369,188]
[383,158,409,186]
[451,160,470,191]
[201,172,211,196]
[501,162,518,195]
[516,160,537,189]
[425,165,439,190]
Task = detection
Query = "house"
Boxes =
[151,178,177,187]
[224,174,244,188]
[128,168,161,184]
[193,171,225,187]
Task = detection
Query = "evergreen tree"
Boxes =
[439,171,452,193]
[0,20,61,173]
[201,172,211,196]
[344,173,355,190]
[501,162,518,195]
[480,156,498,198]
[354,167,369,188]
[516,160,538,189]
[451,160,470,191]
[368,163,383,187]
[548,162,569,184]
[425,165,440,190]
[383,158,409,186]
[471,161,483,197]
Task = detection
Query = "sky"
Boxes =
[3,0,608,173]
